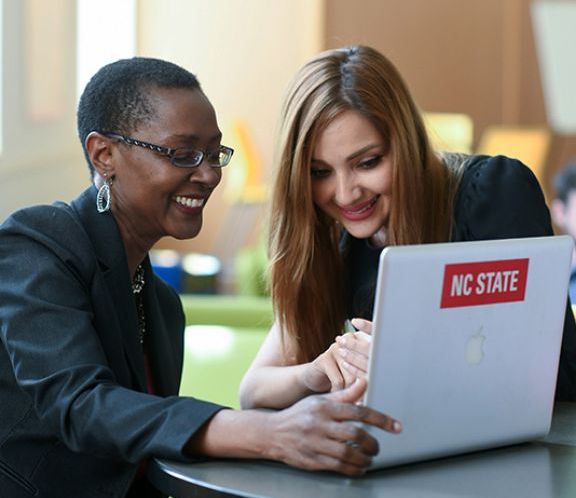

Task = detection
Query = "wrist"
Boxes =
[300,361,330,394]
[187,409,270,460]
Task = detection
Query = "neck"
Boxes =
[117,223,151,278]
[111,207,155,277]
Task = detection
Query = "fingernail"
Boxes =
[338,347,347,358]
[393,421,402,433]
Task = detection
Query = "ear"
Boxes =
[85,131,116,180]
[550,199,566,228]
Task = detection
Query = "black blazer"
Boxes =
[0,187,222,498]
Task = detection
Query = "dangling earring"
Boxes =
[96,175,112,213]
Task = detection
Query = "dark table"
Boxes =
[149,403,576,498]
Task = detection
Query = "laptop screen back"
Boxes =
[364,235,572,469]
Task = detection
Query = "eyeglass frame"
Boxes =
[101,132,234,168]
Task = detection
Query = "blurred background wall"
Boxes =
[1,0,575,293]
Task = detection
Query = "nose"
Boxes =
[334,170,360,206]
[188,161,222,189]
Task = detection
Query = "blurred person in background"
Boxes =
[551,160,576,304]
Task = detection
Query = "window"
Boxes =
[76,0,136,99]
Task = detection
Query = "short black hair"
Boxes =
[77,57,201,177]
[553,161,576,203]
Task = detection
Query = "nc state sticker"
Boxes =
[440,258,529,308]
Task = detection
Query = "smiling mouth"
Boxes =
[341,196,379,216]
[174,196,205,208]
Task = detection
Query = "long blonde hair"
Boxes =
[269,46,461,363]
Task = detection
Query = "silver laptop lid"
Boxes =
[364,235,573,469]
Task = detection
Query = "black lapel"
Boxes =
[69,187,147,391]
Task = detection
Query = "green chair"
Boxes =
[179,325,268,408]
[180,294,273,328]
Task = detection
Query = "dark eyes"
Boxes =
[310,155,383,179]
[311,168,331,178]
[358,155,383,169]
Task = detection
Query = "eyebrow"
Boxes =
[346,144,382,161]
[311,143,383,164]
[165,132,223,145]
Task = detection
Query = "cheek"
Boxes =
[381,168,393,196]
[213,168,223,186]
[126,164,161,189]
[142,168,180,192]
[311,181,330,206]
[367,169,392,197]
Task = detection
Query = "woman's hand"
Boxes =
[263,377,401,476]
[302,318,373,393]
[336,317,372,380]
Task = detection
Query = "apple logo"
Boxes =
[466,326,486,366]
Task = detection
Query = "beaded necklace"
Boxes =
[132,264,146,345]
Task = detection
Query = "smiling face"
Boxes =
[310,110,393,245]
[101,87,224,253]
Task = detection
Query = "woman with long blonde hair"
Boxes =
[240,45,576,409]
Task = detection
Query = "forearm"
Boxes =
[239,364,314,409]
[186,408,271,459]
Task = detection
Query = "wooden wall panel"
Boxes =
[323,0,547,145]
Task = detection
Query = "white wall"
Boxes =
[532,0,576,133]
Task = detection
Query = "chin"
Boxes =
[172,223,203,241]
[343,224,382,241]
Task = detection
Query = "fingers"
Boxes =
[267,385,402,477]
[304,344,348,393]
[350,317,373,334]
[336,331,372,351]
[285,442,373,476]
[327,376,368,403]
[306,331,371,395]
[321,354,347,392]
[335,331,371,377]
[326,380,402,434]
[336,400,402,435]
[301,391,401,473]
[305,435,376,475]
[325,419,379,457]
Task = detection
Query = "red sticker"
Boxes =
[440,258,529,308]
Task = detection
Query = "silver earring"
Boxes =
[96,178,112,213]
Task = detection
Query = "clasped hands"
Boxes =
[303,318,373,394]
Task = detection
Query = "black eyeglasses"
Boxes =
[102,132,234,168]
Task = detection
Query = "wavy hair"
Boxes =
[269,46,461,363]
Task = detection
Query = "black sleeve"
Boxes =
[452,155,553,241]
[453,155,576,401]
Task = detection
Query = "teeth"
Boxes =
[345,197,377,214]
[175,196,204,208]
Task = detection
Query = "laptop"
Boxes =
[363,235,573,470]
